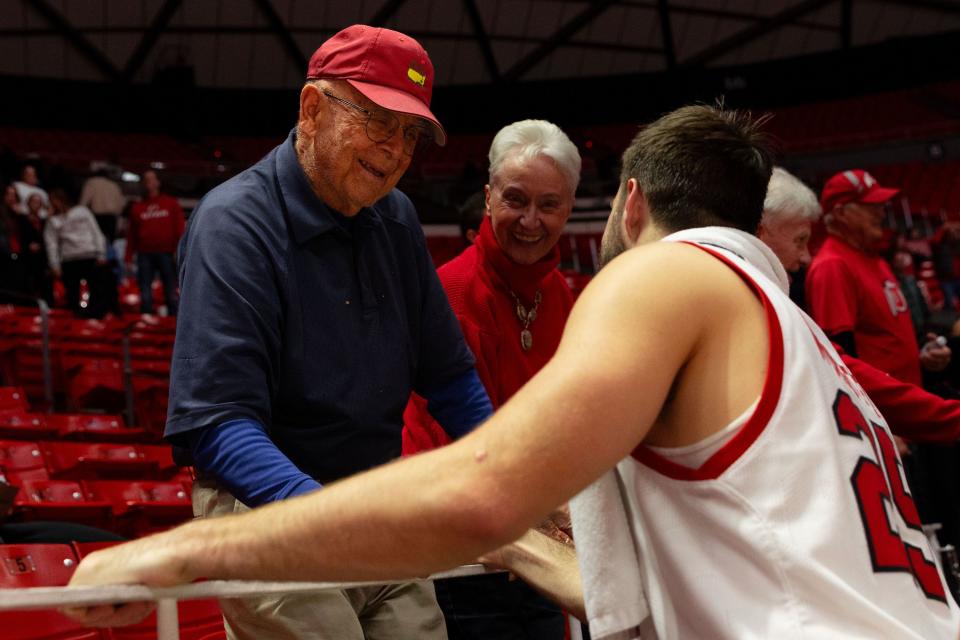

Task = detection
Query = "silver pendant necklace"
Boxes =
[511,290,542,352]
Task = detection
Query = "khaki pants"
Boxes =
[193,477,448,640]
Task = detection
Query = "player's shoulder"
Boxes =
[583,240,750,319]
[601,240,738,288]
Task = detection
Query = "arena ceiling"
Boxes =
[2,0,960,90]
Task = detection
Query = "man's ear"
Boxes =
[484,184,492,217]
[298,83,323,137]
[621,178,650,243]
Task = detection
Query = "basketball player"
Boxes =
[66,105,960,639]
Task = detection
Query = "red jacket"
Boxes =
[837,345,960,442]
[125,194,185,261]
[403,217,574,454]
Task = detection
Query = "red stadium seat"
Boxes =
[0,386,28,412]
[4,467,50,483]
[0,544,76,588]
[47,414,147,443]
[82,481,191,536]
[42,443,157,481]
[0,412,57,440]
[62,359,125,414]
[0,440,46,473]
[0,544,101,640]
[10,479,112,529]
[137,445,180,480]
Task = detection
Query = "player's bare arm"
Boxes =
[65,242,757,624]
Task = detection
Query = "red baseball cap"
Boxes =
[307,25,446,146]
[820,169,899,212]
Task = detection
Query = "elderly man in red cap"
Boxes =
[155,25,492,639]
[807,169,951,386]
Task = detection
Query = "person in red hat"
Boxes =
[150,24,492,640]
[806,169,951,386]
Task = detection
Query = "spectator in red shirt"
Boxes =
[125,170,184,315]
[806,169,950,386]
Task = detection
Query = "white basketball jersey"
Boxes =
[572,228,960,640]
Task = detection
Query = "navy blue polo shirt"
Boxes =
[165,129,475,484]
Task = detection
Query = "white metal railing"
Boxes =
[0,564,582,640]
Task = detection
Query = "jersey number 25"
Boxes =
[834,389,947,603]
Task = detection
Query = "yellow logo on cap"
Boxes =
[407,64,426,87]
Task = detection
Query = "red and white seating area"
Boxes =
[0,304,224,639]
[0,307,174,426]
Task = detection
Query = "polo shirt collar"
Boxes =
[277,128,380,244]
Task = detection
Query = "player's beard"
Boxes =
[599,204,627,270]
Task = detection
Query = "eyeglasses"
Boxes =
[322,90,430,156]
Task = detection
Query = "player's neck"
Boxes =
[636,222,668,247]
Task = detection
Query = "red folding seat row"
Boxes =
[0,412,146,444]
[2,441,181,483]
[83,480,192,537]
[3,473,193,536]
[8,479,113,529]
[42,442,158,481]
[46,414,148,444]
[0,543,224,640]
[0,411,57,440]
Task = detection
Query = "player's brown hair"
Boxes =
[620,105,773,233]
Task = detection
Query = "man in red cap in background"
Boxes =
[159,25,492,639]
[807,169,951,387]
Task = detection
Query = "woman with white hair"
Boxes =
[404,119,580,639]
[757,166,821,275]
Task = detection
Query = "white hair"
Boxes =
[763,167,821,225]
[488,119,581,193]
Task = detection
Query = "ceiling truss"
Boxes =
[16,0,953,86]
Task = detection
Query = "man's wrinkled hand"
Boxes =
[61,533,194,627]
